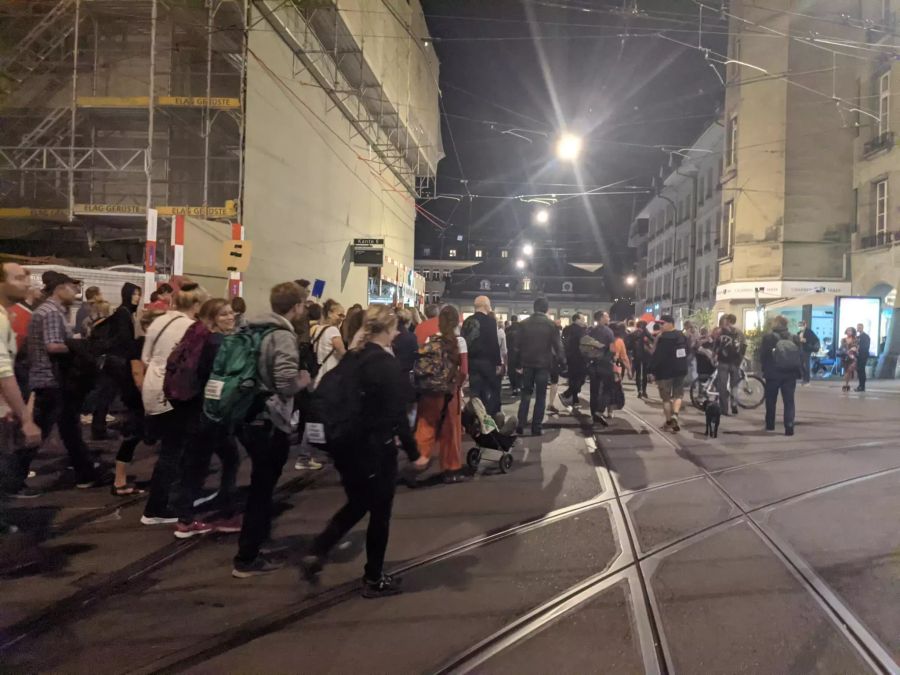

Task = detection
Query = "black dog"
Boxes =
[703,399,721,438]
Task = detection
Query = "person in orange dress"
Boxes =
[606,321,633,417]
[414,305,469,483]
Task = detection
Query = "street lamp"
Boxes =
[515,259,526,270]
[534,208,550,225]
[625,274,636,286]
[522,243,534,256]
[556,132,582,161]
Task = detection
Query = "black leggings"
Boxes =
[633,359,648,396]
[310,444,398,580]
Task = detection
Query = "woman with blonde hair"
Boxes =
[414,305,468,483]
[301,305,425,598]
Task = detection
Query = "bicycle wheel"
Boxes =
[734,374,765,409]
[690,376,710,410]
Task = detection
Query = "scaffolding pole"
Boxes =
[68,0,80,220]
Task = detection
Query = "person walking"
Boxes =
[648,315,689,432]
[0,263,42,509]
[629,320,652,398]
[606,322,632,417]
[494,312,507,407]
[462,295,502,415]
[839,327,858,393]
[169,298,243,537]
[796,320,820,385]
[855,323,871,392]
[311,300,347,388]
[712,314,746,415]
[414,305,468,482]
[232,282,311,577]
[760,315,802,436]
[140,283,206,525]
[74,286,102,338]
[513,298,565,437]
[506,315,522,395]
[301,305,423,597]
[586,310,616,427]
[560,313,588,408]
[415,304,440,346]
[23,271,101,491]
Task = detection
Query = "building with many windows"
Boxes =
[629,121,723,324]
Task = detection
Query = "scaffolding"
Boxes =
[0,0,247,265]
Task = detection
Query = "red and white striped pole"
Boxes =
[172,214,185,277]
[228,221,244,298]
[144,207,158,298]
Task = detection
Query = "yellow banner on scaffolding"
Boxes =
[76,96,240,110]
[0,203,237,219]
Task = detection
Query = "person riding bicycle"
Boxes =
[712,313,746,416]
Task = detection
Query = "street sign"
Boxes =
[353,238,384,266]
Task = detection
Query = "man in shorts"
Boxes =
[648,315,689,432]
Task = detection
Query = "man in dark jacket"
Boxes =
[462,295,502,414]
[796,320,819,385]
[561,313,588,407]
[629,320,652,398]
[713,313,746,415]
[760,315,801,435]
[587,310,616,426]
[648,315,688,432]
[505,315,522,395]
[512,298,564,436]
[855,323,871,391]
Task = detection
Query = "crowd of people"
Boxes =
[0,264,877,594]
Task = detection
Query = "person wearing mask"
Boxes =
[587,310,616,427]
[0,263,42,510]
[415,304,440,346]
[648,315,689,432]
[462,295,502,415]
[301,305,423,597]
[629,320,652,399]
[392,308,419,375]
[140,282,207,525]
[231,296,249,331]
[74,286,103,338]
[796,320,820,385]
[560,313,588,408]
[21,272,101,492]
[170,299,242,537]
[232,282,311,577]
[505,315,522,396]
[760,314,801,436]
[414,305,468,482]
[712,313,746,415]
[856,323,871,392]
[512,298,565,437]
[839,327,858,393]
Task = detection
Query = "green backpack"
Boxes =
[203,325,289,429]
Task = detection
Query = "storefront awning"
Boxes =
[764,292,838,311]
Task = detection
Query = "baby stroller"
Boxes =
[462,397,517,474]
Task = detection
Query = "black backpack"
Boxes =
[304,349,371,455]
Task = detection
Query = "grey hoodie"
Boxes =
[250,311,303,432]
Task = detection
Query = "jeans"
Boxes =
[764,376,797,431]
[858,355,869,389]
[310,441,398,580]
[235,420,290,564]
[517,367,550,432]
[31,387,96,484]
[469,358,499,414]
[800,354,812,384]
[143,408,185,516]
[90,369,118,437]
[633,359,648,396]
[715,363,742,412]
[562,371,586,404]
[589,367,614,415]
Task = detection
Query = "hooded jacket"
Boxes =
[251,311,304,432]
[104,282,141,360]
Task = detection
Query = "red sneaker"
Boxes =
[174,520,213,539]
[213,515,243,534]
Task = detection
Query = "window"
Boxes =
[423,247,431,257]
[522,277,532,291]
[501,249,509,258]
[448,249,457,258]
[726,115,738,168]
[475,249,483,258]
[879,72,890,137]
[479,279,491,290]
[722,201,735,256]
[562,281,573,293]
[456,234,464,242]
[875,178,888,237]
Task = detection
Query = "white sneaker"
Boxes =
[295,457,324,471]
[80,414,92,425]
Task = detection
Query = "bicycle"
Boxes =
[690,364,765,410]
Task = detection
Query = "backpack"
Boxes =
[772,335,803,371]
[579,334,608,361]
[461,315,481,351]
[163,321,210,403]
[304,349,372,455]
[413,337,458,393]
[202,325,288,429]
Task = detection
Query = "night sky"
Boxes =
[419,0,726,293]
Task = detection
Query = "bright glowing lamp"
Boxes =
[515,259,526,270]
[522,243,534,256]
[535,208,550,225]
[556,133,582,161]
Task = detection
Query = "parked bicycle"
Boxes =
[690,364,765,410]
